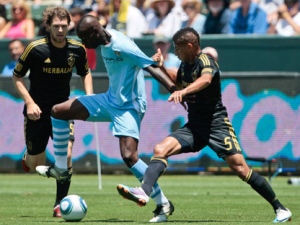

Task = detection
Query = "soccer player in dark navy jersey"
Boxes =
[117,28,292,223]
[12,6,93,218]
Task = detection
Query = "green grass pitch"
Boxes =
[0,174,298,225]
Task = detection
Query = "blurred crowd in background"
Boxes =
[0,0,299,75]
[0,0,299,40]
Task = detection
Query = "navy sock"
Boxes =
[246,170,286,212]
[141,157,167,196]
[54,167,72,206]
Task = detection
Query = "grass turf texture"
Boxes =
[0,174,298,225]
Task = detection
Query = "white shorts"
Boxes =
[76,93,145,140]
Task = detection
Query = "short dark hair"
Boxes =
[172,27,200,46]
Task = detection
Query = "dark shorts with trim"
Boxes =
[169,115,242,159]
[24,117,74,155]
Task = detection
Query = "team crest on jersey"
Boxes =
[192,70,197,81]
[68,54,75,67]
[114,51,121,56]
[15,62,23,72]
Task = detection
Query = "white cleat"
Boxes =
[36,165,70,183]
[273,208,292,223]
[149,200,175,223]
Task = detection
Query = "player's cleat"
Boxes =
[149,200,175,223]
[53,204,62,218]
[117,184,149,206]
[273,208,292,223]
[21,151,30,172]
[36,165,70,183]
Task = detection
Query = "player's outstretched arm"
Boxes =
[144,65,177,93]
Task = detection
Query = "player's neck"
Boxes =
[51,37,67,48]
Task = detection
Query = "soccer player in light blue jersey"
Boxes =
[36,15,177,222]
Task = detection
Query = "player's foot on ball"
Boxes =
[21,151,30,173]
[117,184,149,206]
[53,204,62,218]
[273,208,292,223]
[149,200,175,223]
[36,165,70,183]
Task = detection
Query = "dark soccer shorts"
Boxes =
[169,116,242,159]
[24,117,75,155]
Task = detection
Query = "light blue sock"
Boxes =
[52,117,69,170]
[130,159,168,205]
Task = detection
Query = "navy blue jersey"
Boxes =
[177,52,225,120]
[13,36,89,118]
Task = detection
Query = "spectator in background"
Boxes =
[69,0,98,13]
[152,35,180,73]
[68,7,86,36]
[268,0,300,36]
[134,0,154,17]
[106,0,147,38]
[202,0,231,34]
[1,39,25,76]
[202,46,218,61]
[89,0,110,27]
[255,0,283,26]
[0,4,7,31]
[0,0,35,39]
[231,0,283,26]
[181,0,206,34]
[145,0,182,38]
[228,0,268,34]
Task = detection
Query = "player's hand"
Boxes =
[168,89,187,104]
[152,48,164,67]
[168,90,195,110]
[27,103,42,120]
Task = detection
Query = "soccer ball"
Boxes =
[60,195,87,222]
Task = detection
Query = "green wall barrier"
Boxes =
[1,35,300,75]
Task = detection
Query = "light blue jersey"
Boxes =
[101,29,155,112]
[77,29,157,139]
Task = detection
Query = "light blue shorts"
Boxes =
[77,94,145,140]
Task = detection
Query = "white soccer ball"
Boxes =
[60,194,87,222]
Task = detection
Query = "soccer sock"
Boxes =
[54,167,73,206]
[245,169,286,212]
[130,159,168,205]
[141,157,168,197]
[52,117,69,170]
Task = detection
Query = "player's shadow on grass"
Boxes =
[58,219,135,223]
[171,220,226,223]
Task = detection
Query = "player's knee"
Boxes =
[153,143,167,157]
[232,165,248,179]
[121,152,138,167]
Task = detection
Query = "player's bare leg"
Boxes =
[22,151,46,172]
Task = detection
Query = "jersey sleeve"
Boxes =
[123,39,155,69]
[199,53,219,77]
[75,45,90,76]
[13,43,33,77]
